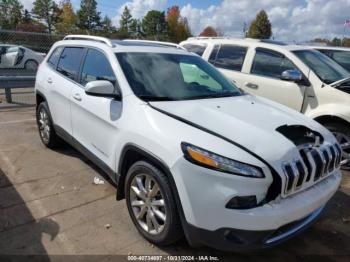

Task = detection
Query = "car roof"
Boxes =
[181,37,313,53]
[58,35,191,55]
[311,46,350,51]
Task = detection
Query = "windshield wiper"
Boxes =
[330,77,350,87]
[138,95,176,101]
[186,92,239,100]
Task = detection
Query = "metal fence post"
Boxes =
[5,87,12,103]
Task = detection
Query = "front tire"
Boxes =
[125,161,183,245]
[36,102,62,148]
[324,121,350,168]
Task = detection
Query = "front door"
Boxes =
[243,48,307,111]
[70,48,121,169]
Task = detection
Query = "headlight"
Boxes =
[181,143,264,178]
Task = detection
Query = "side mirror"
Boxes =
[85,80,121,99]
[281,70,303,82]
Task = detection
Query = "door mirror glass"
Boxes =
[281,69,303,82]
[85,80,119,99]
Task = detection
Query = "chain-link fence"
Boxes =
[0,29,63,53]
[0,30,63,108]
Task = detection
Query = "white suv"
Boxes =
[180,38,350,166]
[35,35,342,251]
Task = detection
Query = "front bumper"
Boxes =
[184,205,324,251]
[171,159,341,249]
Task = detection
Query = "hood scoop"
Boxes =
[276,125,324,147]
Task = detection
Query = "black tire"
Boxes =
[125,161,183,245]
[323,121,350,168]
[24,60,38,71]
[36,102,62,148]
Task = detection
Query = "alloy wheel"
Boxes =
[129,174,166,235]
[333,131,350,167]
[38,108,50,144]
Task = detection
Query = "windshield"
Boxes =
[116,52,241,101]
[293,49,350,84]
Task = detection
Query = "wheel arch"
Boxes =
[117,143,175,201]
[36,90,46,109]
[314,115,350,127]
[116,143,197,245]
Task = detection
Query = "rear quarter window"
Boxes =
[47,46,63,68]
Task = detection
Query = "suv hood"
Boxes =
[150,95,334,165]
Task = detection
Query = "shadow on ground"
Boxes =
[0,168,58,260]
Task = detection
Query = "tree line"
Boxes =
[0,0,192,43]
[2,2,348,46]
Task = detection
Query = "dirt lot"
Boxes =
[0,107,349,261]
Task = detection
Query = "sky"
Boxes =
[19,0,350,42]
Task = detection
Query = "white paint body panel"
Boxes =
[180,38,350,125]
[35,38,341,235]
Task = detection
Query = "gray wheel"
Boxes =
[333,131,350,166]
[125,161,182,245]
[38,107,50,144]
[130,173,166,235]
[324,121,350,168]
[25,60,38,71]
[36,102,62,148]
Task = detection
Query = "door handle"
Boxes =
[73,93,82,101]
[245,82,259,89]
[47,78,52,84]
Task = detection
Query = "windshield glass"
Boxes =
[116,52,241,101]
[293,49,350,84]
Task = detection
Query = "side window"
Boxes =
[331,51,350,71]
[80,49,116,87]
[208,45,219,64]
[213,45,247,71]
[251,49,297,78]
[47,46,63,68]
[182,44,207,56]
[57,47,85,81]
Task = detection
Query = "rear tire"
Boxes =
[323,121,350,169]
[36,102,62,148]
[125,161,183,246]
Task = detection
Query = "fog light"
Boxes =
[225,196,257,209]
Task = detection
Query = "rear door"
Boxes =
[207,44,249,88]
[46,46,85,136]
[70,48,122,169]
[242,48,307,111]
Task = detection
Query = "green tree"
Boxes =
[119,6,133,34]
[0,0,23,30]
[142,10,167,40]
[167,6,191,43]
[56,0,77,34]
[129,19,143,38]
[332,37,342,46]
[22,9,32,24]
[32,0,61,34]
[77,0,101,32]
[247,10,272,39]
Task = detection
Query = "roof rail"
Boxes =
[123,39,186,50]
[63,35,114,47]
[187,36,232,40]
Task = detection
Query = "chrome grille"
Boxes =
[282,143,341,195]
